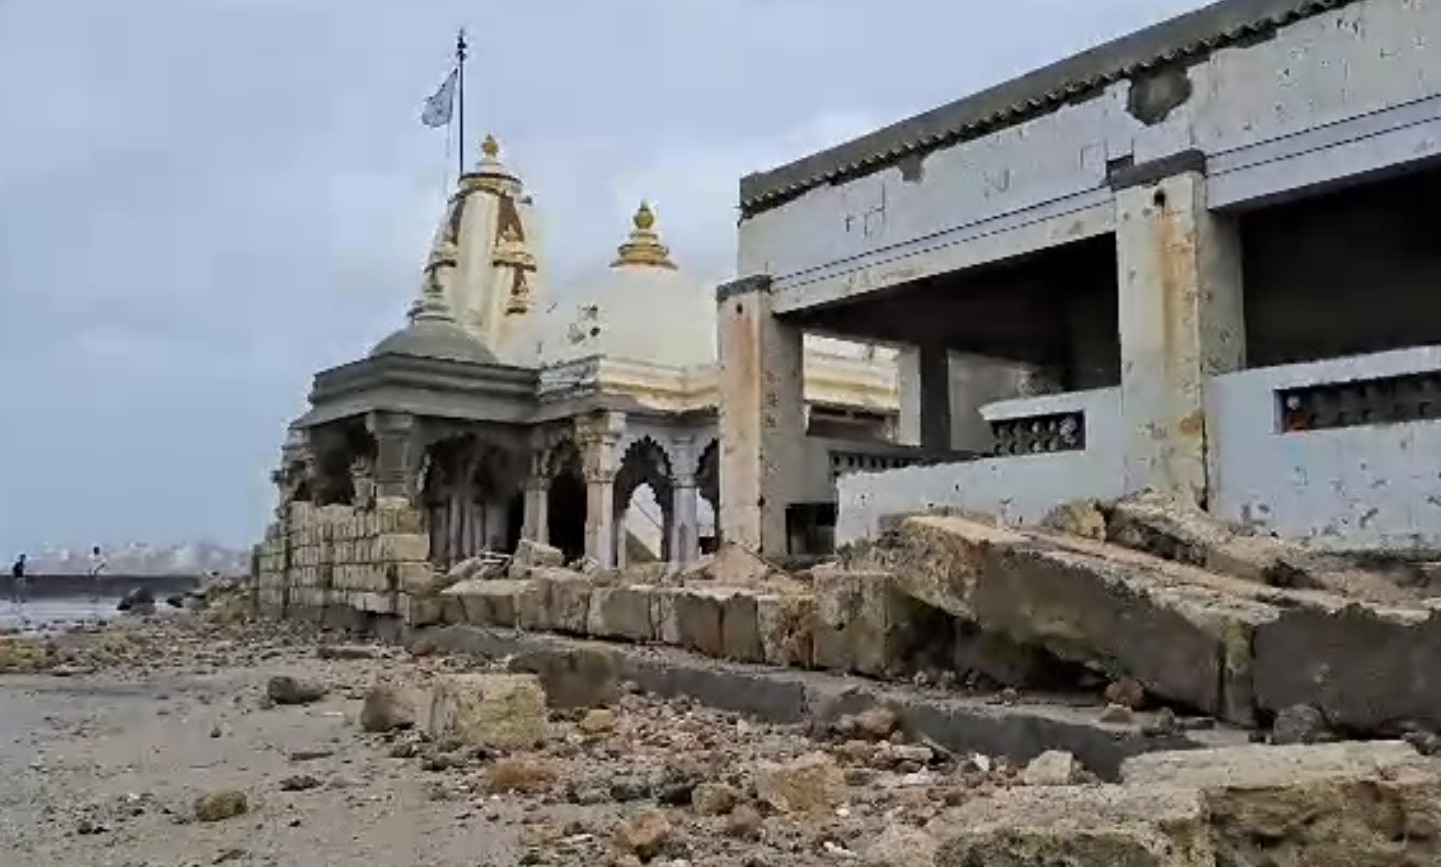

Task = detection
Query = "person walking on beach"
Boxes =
[10,554,27,605]
[87,546,107,603]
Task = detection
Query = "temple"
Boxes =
[721,0,1441,555]
[260,133,921,593]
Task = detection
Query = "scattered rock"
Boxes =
[194,789,248,823]
[863,823,938,867]
[266,675,326,706]
[724,803,762,841]
[578,708,618,735]
[1098,703,1135,725]
[359,684,417,733]
[850,706,900,741]
[117,587,156,614]
[511,539,565,575]
[690,782,740,816]
[753,751,846,815]
[428,673,549,751]
[1271,703,1331,746]
[1104,677,1146,710]
[0,636,53,673]
[1142,707,1180,737]
[279,774,321,792]
[484,756,556,794]
[1019,750,1080,786]
[614,808,672,861]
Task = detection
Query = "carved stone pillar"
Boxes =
[366,411,419,500]
[585,469,616,568]
[670,474,700,566]
[579,413,623,568]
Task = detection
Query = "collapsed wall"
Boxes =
[252,491,1441,742]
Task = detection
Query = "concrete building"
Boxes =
[264,135,913,577]
[721,0,1441,555]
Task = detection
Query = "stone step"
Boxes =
[413,622,1249,780]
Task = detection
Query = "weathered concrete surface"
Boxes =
[1122,741,1441,865]
[883,516,1279,725]
[1106,490,1418,604]
[1251,602,1441,734]
[932,784,1215,867]
[414,624,1248,780]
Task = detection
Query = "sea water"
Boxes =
[0,596,128,634]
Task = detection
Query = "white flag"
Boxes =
[420,67,458,128]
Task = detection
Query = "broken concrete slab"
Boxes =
[720,590,764,663]
[1104,490,1415,604]
[527,568,592,635]
[506,644,620,710]
[426,673,548,750]
[672,586,731,658]
[1252,601,1441,734]
[683,542,776,585]
[509,539,564,577]
[1122,741,1441,865]
[931,784,1215,867]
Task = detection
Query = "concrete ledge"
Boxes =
[411,623,1249,780]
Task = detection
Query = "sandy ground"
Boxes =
[0,609,1026,867]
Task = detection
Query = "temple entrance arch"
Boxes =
[614,437,673,568]
[546,439,586,562]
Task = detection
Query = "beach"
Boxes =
[0,596,998,867]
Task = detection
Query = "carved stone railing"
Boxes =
[1278,370,1441,433]
[990,410,1085,455]
[827,449,924,482]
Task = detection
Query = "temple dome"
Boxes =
[531,202,716,368]
[369,274,498,365]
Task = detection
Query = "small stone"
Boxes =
[266,675,326,706]
[1271,703,1331,746]
[288,748,334,762]
[1104,677,1146,710]
[317,644,381,660]
[851,706,900,741]
[753,751,846,815]
[862,823,938,867]
[725,803,762,841]
[360,684,417,733]
[279,774,321,791]
[690,782,740,816]
[1019,750,1080,786]
[578,708,618,735]
[485,756,556,794]
[1098,703,1135,725]
[1143,707,1180,736]
[614,809,672,861]
[194,789,248,823]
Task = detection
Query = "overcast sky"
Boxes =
[0,0,1210,555]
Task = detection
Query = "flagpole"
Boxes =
[456,28,468,178]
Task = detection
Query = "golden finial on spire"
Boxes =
[481,134,500,159]
[611,199,677,269]
[633,200,656,231]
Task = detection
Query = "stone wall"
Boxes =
[255,497,435,621]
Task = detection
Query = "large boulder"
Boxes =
[427,673,548,750]
[507,646,619,710]
[1121,741,1441,865]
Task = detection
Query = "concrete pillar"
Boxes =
[896,348,922,447]
[917,345,952,453]
[670,479,700,565]
[1114,169,1244,507]
[367,411,418,499]
[716,275,805,557]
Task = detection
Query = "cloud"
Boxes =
[0,0,1212,554]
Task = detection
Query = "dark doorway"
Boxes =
[547,469,586,562]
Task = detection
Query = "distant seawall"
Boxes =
[0,574,204,599]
